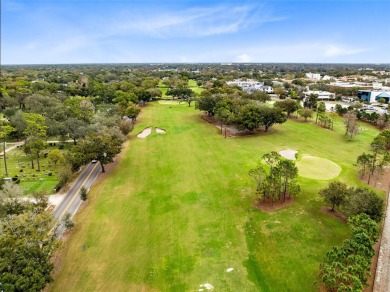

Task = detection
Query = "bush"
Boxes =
[342,187,384,222]
[80,186,88,201]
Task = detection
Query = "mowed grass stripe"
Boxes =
[51,102,380,292]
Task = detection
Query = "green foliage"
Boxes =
[195,93,222,116]
[62,212,75,230]
[250,151,300,204]
[342,187,384,222]
[318,214,378,291]
[274,99,301,117]
[298,108,314,121]
[75,127,125,172]
[80,186,88,201]
[319,181,348,211]
[0,211,59,291]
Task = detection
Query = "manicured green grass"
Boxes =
[1,145,65,195]
[297,155,342,180]
[188,79,197,87]
[51,103,381,291]
[157,79,204,99]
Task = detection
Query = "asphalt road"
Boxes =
[52,162,101,236]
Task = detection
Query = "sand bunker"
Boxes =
[199,283,214,291]
[297,155,341,180]
[137,127,152,138]
[156,128,166,134]
[279,149,298,160]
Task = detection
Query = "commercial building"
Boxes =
[358,90,390,103]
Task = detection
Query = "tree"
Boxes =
[274,99,300,117]
[319,181,348,211]
[355,152,372,178]
[343,187,384,222]
[237,104,263,131]
[64,96,95,123]
[275,159,299,202]
[243,90,270,102]
[215,106,232,137]
[0,120,15,176]
[62,212,75,230]
[76,127,125,172]
[23,113,47,171]
[48,149,65,166]
[9,110,27,141]
[63,117,88,145]
[274,87,286,98]
[298,108,313,121]
[166,87,193,101]
[259,107,287,132]
[0,211,59,291]
[251,152,300,205]
[0,182,26,218]
[304,93,318,109]
[80,186,88,201]
[344,111,359,139]
[248,165,266,192]
[124,102,141,122]
[318,214,378,292]
[196,94,222,116]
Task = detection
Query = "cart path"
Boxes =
[374,190,390,292]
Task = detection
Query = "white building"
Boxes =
[304,90,335,100]
[226,79,273,93]
[305,72,321,80]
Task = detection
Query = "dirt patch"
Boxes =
[320,206,347,223]
[359,167,390,193]
[254,197,295,212]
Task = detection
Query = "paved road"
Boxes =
[52,162,101,236]
[374,190,390,292]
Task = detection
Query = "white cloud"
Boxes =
[110,4,285,38]
[324,45,368,57]
[237,54,251,62]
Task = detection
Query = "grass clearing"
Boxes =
[51,103,381,291]
[0,144,67,194]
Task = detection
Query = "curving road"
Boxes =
[52,162,101,237]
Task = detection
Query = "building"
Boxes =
[226,79,273,93]
[305,72,321,80]
[304,90,335,100]
[358,90,390,103]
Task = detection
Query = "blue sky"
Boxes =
[2,0,390,64]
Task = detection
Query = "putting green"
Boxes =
[297,155,341,180]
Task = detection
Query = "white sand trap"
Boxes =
[137,127,152,138]
[199,283,214,290]
[279,149,298,160]
[226,267,234,272]
[156,127,166,134]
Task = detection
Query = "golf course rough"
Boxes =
[296,155,342,180]
[51,101,381,292]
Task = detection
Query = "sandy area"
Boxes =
[279,149,298,160]
[137,127,152,138]
[156,128,166,134]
